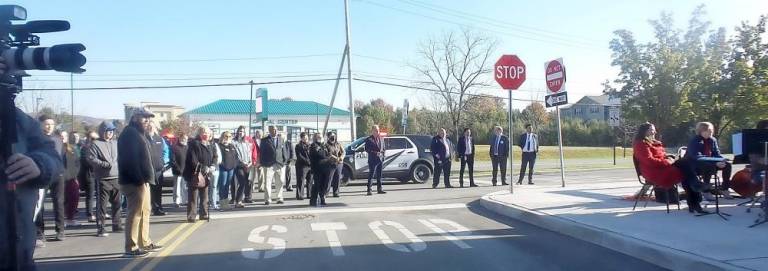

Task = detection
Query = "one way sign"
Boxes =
[545,91,568,108]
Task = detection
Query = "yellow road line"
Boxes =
[120,222,191,271]
[139,221,205,271]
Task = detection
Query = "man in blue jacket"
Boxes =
[431,128,454,189]
[684,122,732,198]
[489,126,510,186]
[0,104,63,270]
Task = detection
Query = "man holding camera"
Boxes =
[0,57,64,270]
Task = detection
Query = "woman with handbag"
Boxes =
[183,127,215,222]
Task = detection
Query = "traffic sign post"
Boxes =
[494,54,527,194]
[545,58,567,187]
[608,106,621,165]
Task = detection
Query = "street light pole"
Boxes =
[70,73,75,131]
[248,80,254,135]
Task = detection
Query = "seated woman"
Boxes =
[633,122,711,214]
[684,122,733,199]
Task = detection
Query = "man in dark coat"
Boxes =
[489,126,510,186]
[364,125,386,195]
[171,133,189,207]
[259,126,288,205]
[117,108,163,258]
[309,133,334,206]
[431,128,453,189]
[457,128,477,188]
[294,132,312,200]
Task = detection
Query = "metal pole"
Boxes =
[248,81,254,135]
[70,73,75,131]
[344,0,357,141]
[508,90,514,194]
[556,105,566,187]
[323,46,349,135]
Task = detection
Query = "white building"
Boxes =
[183,99,354,143]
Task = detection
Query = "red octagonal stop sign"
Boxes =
[494,55,526,90]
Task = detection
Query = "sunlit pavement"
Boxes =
[35,169,666,271]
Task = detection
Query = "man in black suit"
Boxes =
[489,126,510,186]
[457,128,477,188]
[294,132,312,200]
[364,125,386,195]
[431,128,453,188]
[259,126,288,205]
[283,134,295,192]
[518,124,539,185]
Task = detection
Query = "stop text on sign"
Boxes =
[496,65,525,80]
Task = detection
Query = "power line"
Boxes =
[358,0,604,51]
[399,0,605,45]
[29,70,337,77]
[27,73,339,82]
[24,78,342,91]
[89,53,340,63]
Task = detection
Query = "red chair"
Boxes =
[632,155,681,213]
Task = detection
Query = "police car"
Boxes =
[341,134,434,185]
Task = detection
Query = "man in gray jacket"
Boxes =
[87,121,122,237]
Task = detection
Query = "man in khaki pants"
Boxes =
[117,108,164,258]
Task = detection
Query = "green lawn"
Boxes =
[473,145,634,161]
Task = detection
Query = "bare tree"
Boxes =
[410,29,497,138]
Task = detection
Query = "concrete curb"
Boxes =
[479,191,752,271]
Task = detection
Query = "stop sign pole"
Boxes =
[494,55,527,194]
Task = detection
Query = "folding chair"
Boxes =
[632,156,681,213]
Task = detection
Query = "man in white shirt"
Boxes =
[517,124,539,185]
[457,128,477,187]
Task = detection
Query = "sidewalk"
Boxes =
[480,178,768,271]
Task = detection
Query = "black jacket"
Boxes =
[309,142,334,172]
[364,135,384,164]
[295,141,312,167]
[171,142,188,176]
[489,135,510,157]
[518,133,539,153]
[118,124,155,186]
[259,135,288,167]
[148,133,165,172]
[219,142,238,171]
[430,136,453,161]
[457,135,476,158]
[183,140,214,181]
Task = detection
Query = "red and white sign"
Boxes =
[545,58,566,93]
[494,55,526,90]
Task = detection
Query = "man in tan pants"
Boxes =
[118,108,164,258]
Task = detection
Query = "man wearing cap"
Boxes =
[87,121,122,237]
[117,108,163,258]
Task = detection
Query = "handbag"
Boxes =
[190,163,208,188]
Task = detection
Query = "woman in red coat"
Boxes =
[633,122,711,214]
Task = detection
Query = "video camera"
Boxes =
[0,4,86,92]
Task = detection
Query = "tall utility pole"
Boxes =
[70,73,75,131]
[344,0,357,141]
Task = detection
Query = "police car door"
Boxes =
[382,137,418,172]
[352,141,369,174]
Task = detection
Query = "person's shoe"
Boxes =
[528,181,534,185]
[200,216,210,221]
[366,191,373,196]
[264,201,270,206]
[502,182,509,186]
[88,216,96,223]
[112,226,124,233]
[689,205,711,215]
[332,193,339,198]
[66,219,81,227]
[516,181,522,185]
[377,190,387,194]
[152,210,167,216]
[143,243,164,252]
[187,218,197,223]
[276,200,284,204]
[35,239,46,248]
[492,183,497,186]
[219,199,230,210]
[53,232,65,241]
[470,184,479,187]
[460,184,465,188]
[124,250,149,258]
[320,199,327,206]
[236,203,245,208]
[105,214,112,219]
[432,184,438,189]
[446,185,454,188]
[97,229,109,237]
[286,188,294,192]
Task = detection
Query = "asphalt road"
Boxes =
[34,168,667,271]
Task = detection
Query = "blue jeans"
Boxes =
[209,170,220,208]
[218,168,235,200]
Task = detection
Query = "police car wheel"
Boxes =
[410,163,431,184]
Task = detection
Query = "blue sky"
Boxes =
[12,0,766,119]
